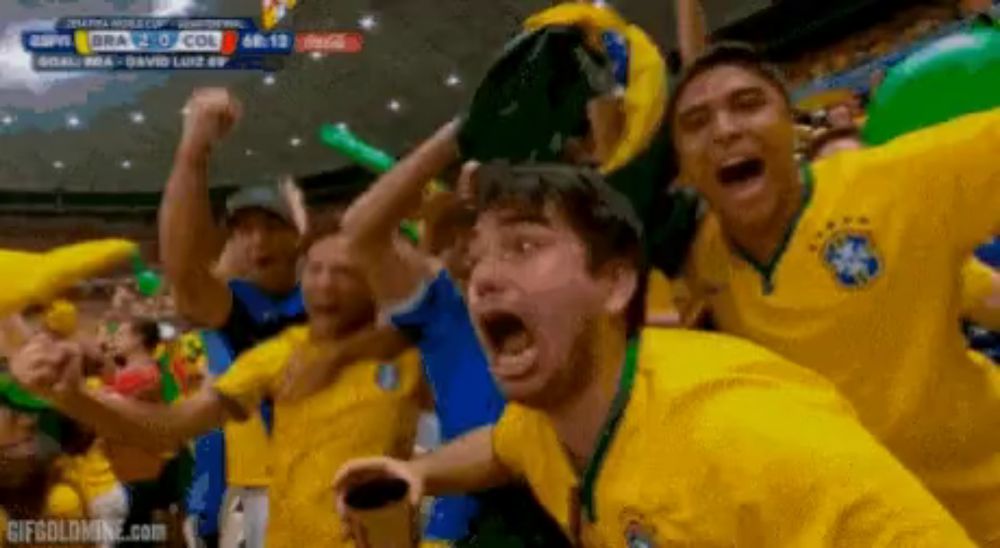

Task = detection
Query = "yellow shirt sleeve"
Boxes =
[213,331,295,418]
[693,381,975,547]
[860,107,1000,253]
[491,405,533,477]
[962,257,1000,329]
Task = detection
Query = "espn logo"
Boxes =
[262,0,297,30]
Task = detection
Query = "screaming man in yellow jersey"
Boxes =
[492,328,973,546]
[683,108,1000,542]
[213,325,423,547]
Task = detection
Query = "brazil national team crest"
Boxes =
[375,363,400,391]
[820,230,882,289]
[621,509,657,548]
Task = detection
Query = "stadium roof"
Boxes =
[0,0,709,203]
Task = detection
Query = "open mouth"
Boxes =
[479,311,537,379]
[717,158,765,187]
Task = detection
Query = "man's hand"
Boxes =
[277,326,413,402]
[455,161,480,202]
[332,456,425,540]
[276,342,340,402]
[180,88,242,153]
[9,334,84,403]
[279,176,309,236]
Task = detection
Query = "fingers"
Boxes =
[456,161,480,201]
[10,335,69,394]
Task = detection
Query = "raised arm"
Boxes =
[159,88,240,327]
[340,122,460,306]
[676,0,708,67]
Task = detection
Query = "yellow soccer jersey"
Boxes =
[684,108,1000,542]
[214,326,422,548]
[222,408,272,487]
[492,329,973,547]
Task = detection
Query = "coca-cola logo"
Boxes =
[294,32,363,54]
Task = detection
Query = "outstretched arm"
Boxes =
[334,427,514,506]
[159,88,239,327]
[61,386,226,453]
[413,427,513,496]
[10,336,226,452]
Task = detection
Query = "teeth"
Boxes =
[499,330,531,355]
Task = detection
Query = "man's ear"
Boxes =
[600,259,639,316]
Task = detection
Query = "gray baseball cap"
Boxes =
[224,184,295,228]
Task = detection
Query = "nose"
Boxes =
[246,225,267,248]
[710,109,741,146]
[467,258,511,308]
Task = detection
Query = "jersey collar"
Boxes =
[579,336,639,523]
[732,164,815,295]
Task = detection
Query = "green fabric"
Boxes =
[579,338,639,522]
[0,373,50,413]
[157,354,180,404]
[731,165,815,295]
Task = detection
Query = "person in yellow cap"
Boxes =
[668,43,1000,544]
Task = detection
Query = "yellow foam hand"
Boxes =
[0,239,138,317]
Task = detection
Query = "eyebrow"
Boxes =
[470,209,553,243]
[677,84,767,117]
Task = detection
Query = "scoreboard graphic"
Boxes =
[22,5,361,72]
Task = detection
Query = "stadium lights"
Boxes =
[359,14,377,31]
[66,114,80,128]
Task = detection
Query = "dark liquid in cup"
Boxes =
[345,478,409,510]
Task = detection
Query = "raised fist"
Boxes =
[180,87,243,151]
[8,334,84,403]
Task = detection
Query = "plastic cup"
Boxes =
[344,477,418,548]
